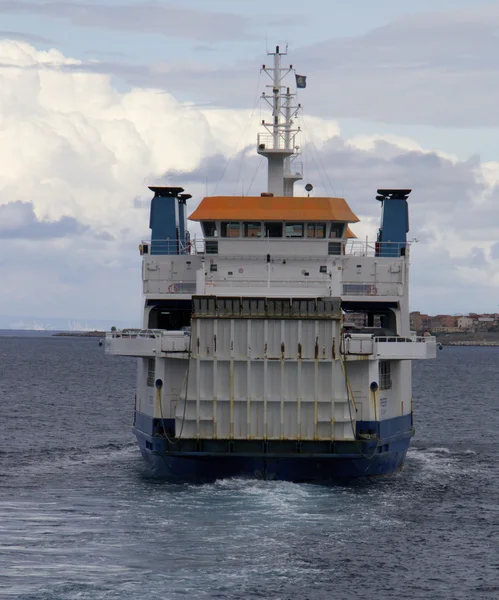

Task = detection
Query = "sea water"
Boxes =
[0,334,498,599]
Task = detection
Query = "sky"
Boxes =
[1,0,499,326]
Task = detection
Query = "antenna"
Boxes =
[257,45,303,197]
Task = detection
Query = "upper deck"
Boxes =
[140,236,409,300]
[141,188,411,308]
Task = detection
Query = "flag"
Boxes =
[295,74,307,89]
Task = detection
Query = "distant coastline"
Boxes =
[433,332,499,347]
[53,331,105,338]
[442,341,499,347]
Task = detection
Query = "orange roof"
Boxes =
[188,196,360,223]
[346,226,357,239]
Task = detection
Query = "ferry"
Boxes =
[105,47,437,481]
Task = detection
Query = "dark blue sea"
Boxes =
[1,333,498,599]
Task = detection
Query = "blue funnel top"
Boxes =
[148,186,190,255]
[376,189,411,258]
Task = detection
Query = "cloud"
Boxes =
[466,247,488,269]
[5,3,494,128]
[491,242,499,260]
[193,45,216,54]
[0,30,54,44]
[0,201,88,238]
[294,5,499,127]
[0,238,143,321]
[0,39,498,320]
[0,1,256,42]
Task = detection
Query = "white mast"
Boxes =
[257,45,302,197]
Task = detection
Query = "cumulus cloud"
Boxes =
[7,3,495,128]
[0,39,252,233]
[0,201,88,238]
[0,39,498,320]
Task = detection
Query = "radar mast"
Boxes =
[257,45,303,196]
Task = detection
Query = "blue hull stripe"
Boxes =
[132,412,413,481]
[136,437,409,481]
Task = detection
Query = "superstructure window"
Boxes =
[379,361,392,390]
[328,242,342,255]
[329,223,346,238]
[285,223,304,238]
[147,358,155,387]
[264,222,283,238]
[202,221,218,237]
[206,241,218,254]
[221,222,240,238]
[306,223,326,238]
[244,222,262,237]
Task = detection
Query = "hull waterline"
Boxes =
[134,431,411,482]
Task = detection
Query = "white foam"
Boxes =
[427,447,451,454]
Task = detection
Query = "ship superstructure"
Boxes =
[105,47,436,481]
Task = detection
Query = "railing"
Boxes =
[344,240,409,258]
[284,156,303,177]
[343,334,437,359]
[374,335,437,360]
[140,238,410,258]
[205,277,329,290]
[374,336,436,344]
[106,329,163,340]
[144,281,197,294]
[257,133,294,152]
[140,239,206,255]
[105,329,190,356]
[342,283,401,297]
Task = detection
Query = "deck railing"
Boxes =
[144,281,197,294]
[373,336,436,344]
[205,277,328,289]
[342,283,401,297]
[257,133,294,152]
[140,240,206,255]
[106,329,164,339]
[140,238,410,258]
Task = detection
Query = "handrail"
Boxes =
[205,278,329,289]
[374,336,436,343]
[106,329,190,340]
[140,237,410,258]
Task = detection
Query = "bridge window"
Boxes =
[329,223,345,238]
[202,221,217,237]
[264,222,283,238]
[285,223,304,238]
[221,222,241,238]
[307,222,326,238]
[244,222,262,237]
[379,361,392,390]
